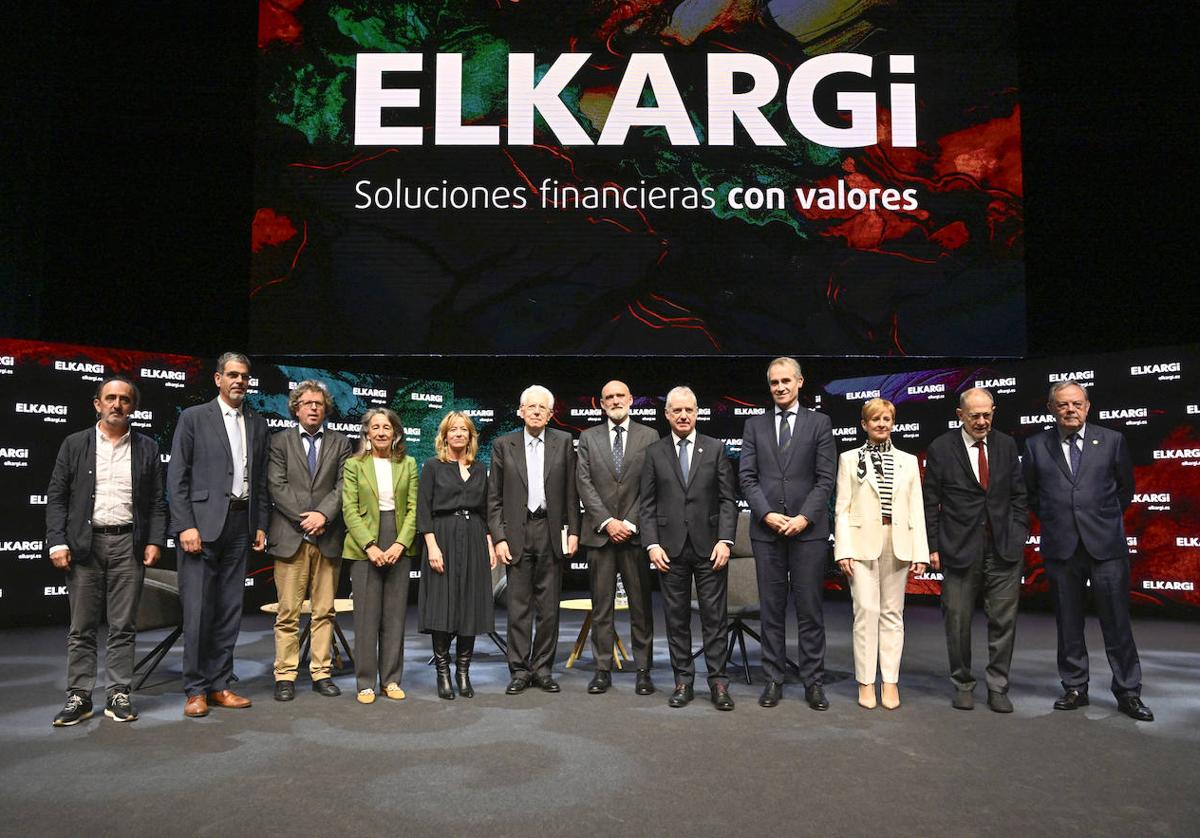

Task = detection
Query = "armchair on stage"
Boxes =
[692,512,798,684]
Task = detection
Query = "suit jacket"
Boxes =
[834,445,929,563]
[45,426,168,561]
[923,428,1029,568]
[267,426,354,559]
[487,427,580,560]
[639,432,737,557]
[1021,423,1134,562]
[340,454,419,560]
[576,419,659,549]
[167,398,270,540]
[739,406,837,542]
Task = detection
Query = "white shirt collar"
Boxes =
[523,428,544,447]
[1059,423,1087,442]
[961,427,985,448]
[608,417,630,433]
[672,430,697,447]
[95,423,131,446]
[298,424,324,437]
[217,395,242,416]
[774,400,798,417]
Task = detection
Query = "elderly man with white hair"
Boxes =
[487,385,581,694]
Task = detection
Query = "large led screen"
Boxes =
[253,0,1024,356]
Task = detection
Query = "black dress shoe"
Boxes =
[758,681,783,708]
[274,680,295,702]
[711,683,735,711]
[311,678,341,697]
[635,669,655,696]
[1117,695,1154,722]
[533,674,561,693]
[505,676,531,695]
[1053,688,1089,711]
[668,683,694,708]
[587,671,611,694]
[987,691,1013,713]
[804,683,830,711]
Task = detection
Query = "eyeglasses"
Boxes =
[965,412,993,421]
[297,400,325,410]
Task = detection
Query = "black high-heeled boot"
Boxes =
[455,635,476,698]
[432,631,454,700]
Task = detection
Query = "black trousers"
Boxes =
[940,533,1022,694]
[660,542,728,688]
[505,517,562,678]
[588,542,654,672]
[1044,545,1142,698]
[752,536,827,686]
[178,505,248,697]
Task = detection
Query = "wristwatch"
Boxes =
[364,540,378,550]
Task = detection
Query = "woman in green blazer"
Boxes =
[342,408,418,704]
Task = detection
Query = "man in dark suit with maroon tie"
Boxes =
[924,387,1028,712]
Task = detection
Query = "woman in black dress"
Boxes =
[417,411,496,699]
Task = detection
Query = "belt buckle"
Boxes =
[460,509,470,519]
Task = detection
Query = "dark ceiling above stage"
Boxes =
[1,3,1193,359]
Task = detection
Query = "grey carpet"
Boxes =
[2,600,1198,837]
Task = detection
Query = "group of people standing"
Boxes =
[44,353,1153,726]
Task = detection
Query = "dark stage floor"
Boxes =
[2,599,1198,837]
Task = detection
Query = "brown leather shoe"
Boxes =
[184,695,209,718]
[208,689,252,709]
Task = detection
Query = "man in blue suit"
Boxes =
[739,357,837,709]
[1022,379,1152,721]
[167,352,270,718]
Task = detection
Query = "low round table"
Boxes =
[559,598,632,670]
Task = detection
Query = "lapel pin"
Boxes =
[1092,439,1099,445]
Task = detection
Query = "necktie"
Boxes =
[229,409,245,498]
[1067,433,1081,476]
[974,440,989,490]
[678,438,690,484]
[528,437,545,512]
[778,411,793,450]
[612,425,624,479]
[304,432,320,478]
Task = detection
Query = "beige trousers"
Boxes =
[848,526,910,684]
[273,542,341,680]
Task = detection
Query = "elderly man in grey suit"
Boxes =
[168,352,270,718]
[488,384,580,694]
[267,380,353,702]
[46,376,168,726]
[576,380,659,695]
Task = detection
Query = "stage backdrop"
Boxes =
[252,0,1024,356]
[3,337,1197,625]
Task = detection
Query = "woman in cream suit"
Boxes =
[342,408,418,704]
[835,398,929,710]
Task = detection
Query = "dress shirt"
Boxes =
[775,403,797,445]
[93,425,134,526]
[961,427,983,483]
[599,418,637,534]
[1059,423,1087,468]
[524,428,547,512]
[373,457,395,511]
[218,395,248,499]
[299,424,323,460]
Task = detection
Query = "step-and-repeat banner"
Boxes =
[2,337,1197,624]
